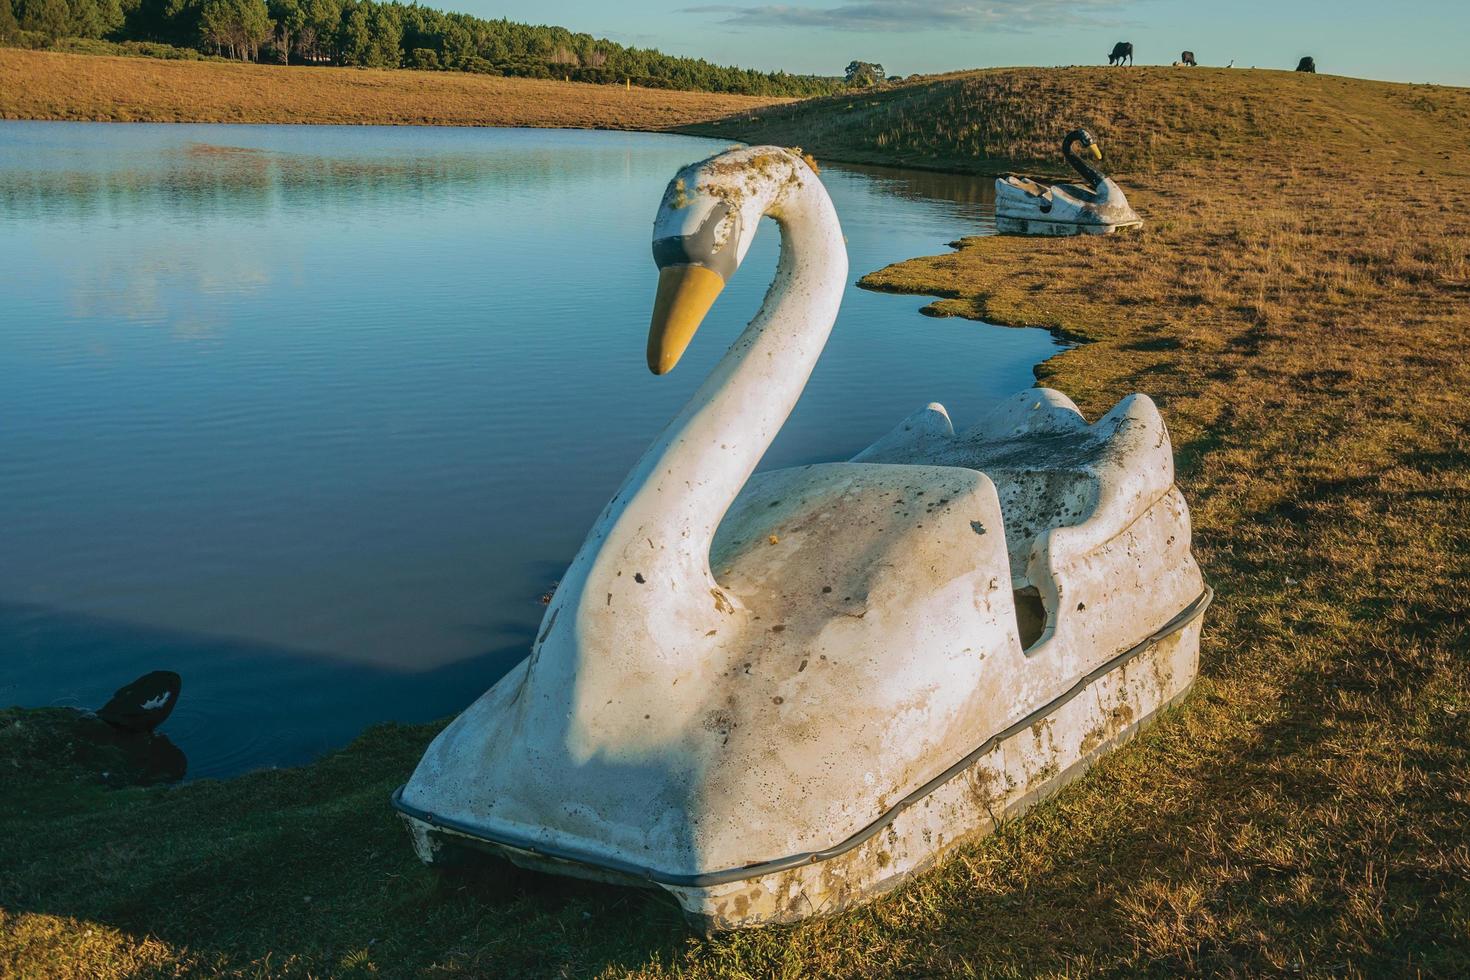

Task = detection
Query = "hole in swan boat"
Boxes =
[0,123,1062,778]
[1012,586,1048,650]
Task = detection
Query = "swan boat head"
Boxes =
[395,147,1204,930]
[1067,126,1104,164]
[995,127,1142,235]
[646,149,785,374]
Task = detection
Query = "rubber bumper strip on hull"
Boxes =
[392,585,1213,888]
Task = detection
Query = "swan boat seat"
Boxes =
[997,174,1052,202]
[391,147,1206,931]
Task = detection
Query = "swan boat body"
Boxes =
[394,147,1207,930]
[995,128,1143,235]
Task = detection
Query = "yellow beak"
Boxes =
[647,265,725,375]
[1090,145,1103,161]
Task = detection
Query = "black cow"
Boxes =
[1108,41,1133,66]
[1179,50,1197,66]
[1296,56,1316,73]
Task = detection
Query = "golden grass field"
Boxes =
[0,48,786,128]
[2,63,1469,977]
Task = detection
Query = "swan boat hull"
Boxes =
[392,384,1209,931]
[393,591,1206,930]
[993,214,1143,236]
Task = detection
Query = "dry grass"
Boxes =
[0,48,786,129]
[689,65,1470,175]
[3,67,1470,977]
[846,76,1470,978]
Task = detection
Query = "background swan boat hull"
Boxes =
[993,167,1143,236]
[995,215,1144,236]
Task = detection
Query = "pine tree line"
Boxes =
[0,0,842,96]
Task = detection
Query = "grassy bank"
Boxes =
[686,64,1470,174]
[4,67,1470,976]
[0,48,786,128]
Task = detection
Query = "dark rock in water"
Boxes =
[97,670,181,733]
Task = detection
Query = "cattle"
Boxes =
[1108,41,1133,66]
[1179,50,1197,66]
[1296,56,1316,73]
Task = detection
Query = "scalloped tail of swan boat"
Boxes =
[393,148,1205,930]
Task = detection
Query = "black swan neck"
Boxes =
[1062,132,1105,188]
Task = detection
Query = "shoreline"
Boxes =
[0,48,787,129]
[3,62,1468,976]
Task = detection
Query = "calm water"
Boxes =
[0,122,1059,778]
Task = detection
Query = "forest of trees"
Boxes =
[0,0,843,96]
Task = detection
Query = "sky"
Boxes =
[462,0,1470,86]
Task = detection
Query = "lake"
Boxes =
[0,122,1060,778]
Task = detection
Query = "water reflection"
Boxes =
[59,236,278,337]
[0,122,1057,777]
[0,130,659,220]
[836,160,999,226]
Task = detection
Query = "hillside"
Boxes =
[0,48,787,126]
[3,68,1470,976]
[691,65,1470,174]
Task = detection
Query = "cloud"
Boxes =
[683,0,1124,33]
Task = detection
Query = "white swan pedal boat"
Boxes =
[995,128,1143,235]
[393,146,1208,930]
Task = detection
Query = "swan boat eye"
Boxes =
[650,199,742,281]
